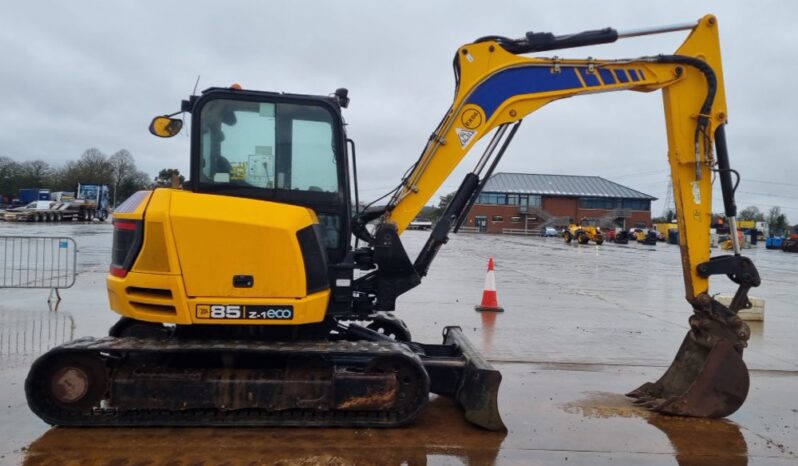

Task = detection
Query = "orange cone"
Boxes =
[475,257,504,312]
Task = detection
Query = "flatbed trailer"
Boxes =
[3,202,106,222]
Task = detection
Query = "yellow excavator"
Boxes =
[27,14,760,429]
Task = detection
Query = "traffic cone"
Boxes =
[475,257,504,312]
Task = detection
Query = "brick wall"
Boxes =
[576,208,652,228]
[628,211,652,228]
[464,196,652,233]
[543,197,578,220]
[464,205,528,233]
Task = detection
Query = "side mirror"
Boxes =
[149,116,183,138]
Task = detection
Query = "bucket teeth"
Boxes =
[628,331,749,418]
[626,381,660,400]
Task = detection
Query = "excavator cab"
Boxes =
[188,89,352,262]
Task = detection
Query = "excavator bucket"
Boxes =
[627,331,749,418]
[419,326,505,431]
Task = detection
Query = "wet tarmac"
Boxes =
[1,221,796,465]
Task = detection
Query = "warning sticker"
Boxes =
[691,181,702,205]
[455,128,477,148]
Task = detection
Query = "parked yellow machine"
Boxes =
[27,14,761,429]
[635,228,659,245]
[655,222,679,239]
[563,218,604,245]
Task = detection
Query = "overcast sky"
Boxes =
[1,1,796,221]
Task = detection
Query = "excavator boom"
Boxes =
[377,14,759,417]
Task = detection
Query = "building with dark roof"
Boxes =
[464,172,657,233]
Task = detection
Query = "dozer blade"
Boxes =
[419,326,506,431]
[627,331,749,418]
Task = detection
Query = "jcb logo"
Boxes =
[196,304,242,319]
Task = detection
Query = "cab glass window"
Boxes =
[199,99,339,194]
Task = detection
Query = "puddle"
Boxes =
[562,391,651,419]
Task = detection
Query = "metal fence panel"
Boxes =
[0,236,77,289]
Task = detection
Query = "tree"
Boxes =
[19,160,52,188]
[117,170,153,202]
[430,191,456,221]
[109,149,135,206]
[75,148,114,185]
[0,150,151,204]
[0,156,22,200]
[0,158,54,202]
[767,206,789,236]
[48,148,115,191]
[155,168,185,187]
[739,205,765,222]
[49,161,80,191]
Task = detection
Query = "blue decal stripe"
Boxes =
[577,67,600,87]
[465,66,584,120]
[629,69,639,81]
[638,69,646,80]
[598,68,616,85]
[613,69,629,83]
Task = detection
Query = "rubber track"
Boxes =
[26,336,430,427]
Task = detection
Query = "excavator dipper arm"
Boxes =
[370,14,759,418]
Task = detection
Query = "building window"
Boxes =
[477,193,507,205]
[492,215,503,222]
[511,216,521,223]
[623,199,651,210]
[580,197,616,209]
[477,192,541,207]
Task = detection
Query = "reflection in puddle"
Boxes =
[647,413,748,466]
[562,391,651,419]
[563,392,748,465]
[746,321,764,347]
[25,396,507,465]
[480,309,499,353]
[0,309,74,368]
